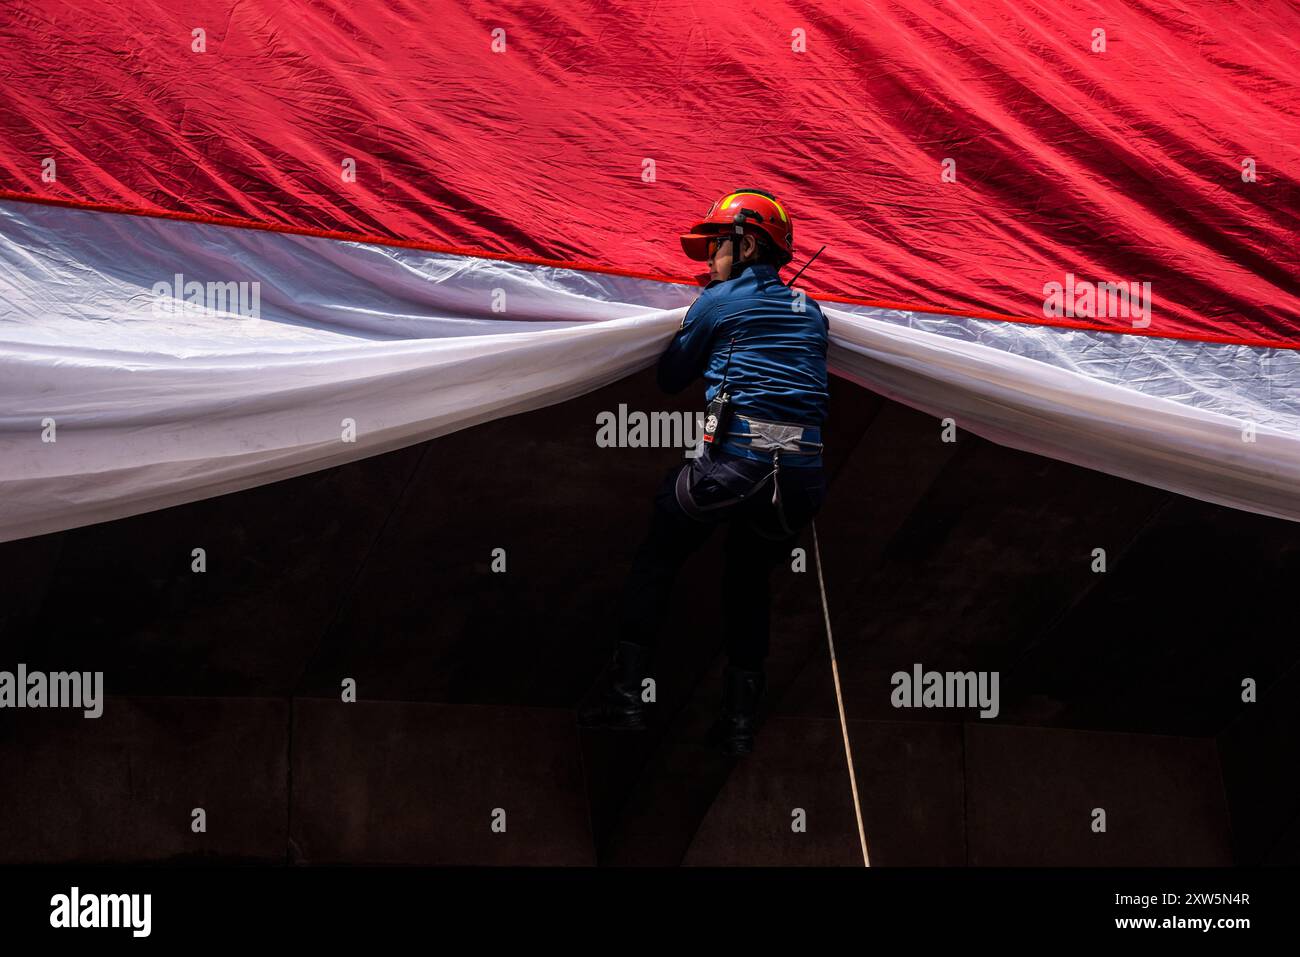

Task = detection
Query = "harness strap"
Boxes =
[772,450,780,506]
[770,449,795,538]
[728,430,824,451]
[724,416,823,456]
[673,459,779,516]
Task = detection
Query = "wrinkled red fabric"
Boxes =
[1,0,1297,346]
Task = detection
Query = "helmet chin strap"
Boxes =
[726,211,757,280]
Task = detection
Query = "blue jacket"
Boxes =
[657,262,830,457]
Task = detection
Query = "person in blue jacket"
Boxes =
[579,190,830,756]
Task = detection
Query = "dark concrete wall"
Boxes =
[1,369,1295,865]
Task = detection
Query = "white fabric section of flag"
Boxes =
[830,320,1300,523]
[1,200,1297,543]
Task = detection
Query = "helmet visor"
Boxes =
[680,224,730,261]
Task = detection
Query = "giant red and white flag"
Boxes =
[1,0,1298,541]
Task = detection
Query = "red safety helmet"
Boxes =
[680,189,795,268]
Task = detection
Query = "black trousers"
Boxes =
[618,444,826,670]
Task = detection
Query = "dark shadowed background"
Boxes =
[1,371,1297,866]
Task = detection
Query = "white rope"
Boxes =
[811,519,870,867]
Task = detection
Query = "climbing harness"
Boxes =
[674,414,821,536]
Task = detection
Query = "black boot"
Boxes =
[577,641,653,731]
[709,665,766,756]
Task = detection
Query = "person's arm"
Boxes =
[657,296,718,393]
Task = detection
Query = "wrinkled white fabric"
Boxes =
[1,200,1297,543]
[828,318,1300,523]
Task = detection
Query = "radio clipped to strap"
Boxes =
[701,389,731,445]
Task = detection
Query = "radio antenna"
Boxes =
[787,245,826,287]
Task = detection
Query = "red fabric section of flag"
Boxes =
[1,0,1296,346]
